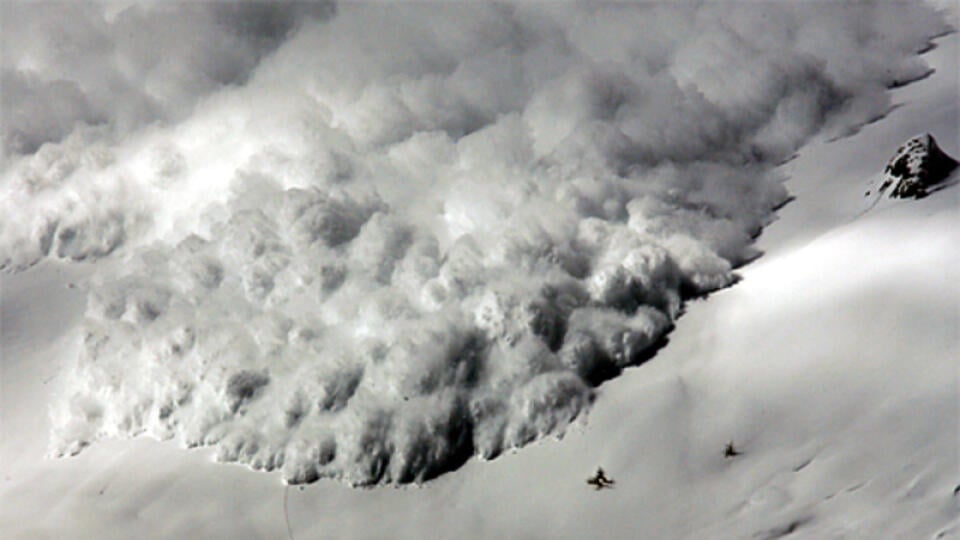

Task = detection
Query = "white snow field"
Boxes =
[2,2,959,539]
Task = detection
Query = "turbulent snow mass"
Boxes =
[0,2,949,485]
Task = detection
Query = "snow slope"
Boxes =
[2,11,958,540]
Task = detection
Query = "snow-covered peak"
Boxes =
[876,133,958,198]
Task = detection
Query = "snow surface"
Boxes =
[2,2,959,539]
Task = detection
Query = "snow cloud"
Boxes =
[1,1,948,484]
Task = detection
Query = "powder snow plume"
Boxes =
[0,2,949,485]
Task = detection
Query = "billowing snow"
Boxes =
[1,4,958,540]
[0,2,954,487]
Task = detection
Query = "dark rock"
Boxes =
[878,133,958,199]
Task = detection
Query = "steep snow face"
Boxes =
[0,3,951,485]
[875,133,958,198]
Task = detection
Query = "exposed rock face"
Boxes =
[877,134,958,198]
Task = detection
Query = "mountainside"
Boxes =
[1,6,957,540]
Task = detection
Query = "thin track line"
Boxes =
[284,484,295,540]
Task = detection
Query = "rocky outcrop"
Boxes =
[877,133,958,199]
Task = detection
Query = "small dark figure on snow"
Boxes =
[586,467,615,490]
[724,441,741,458]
